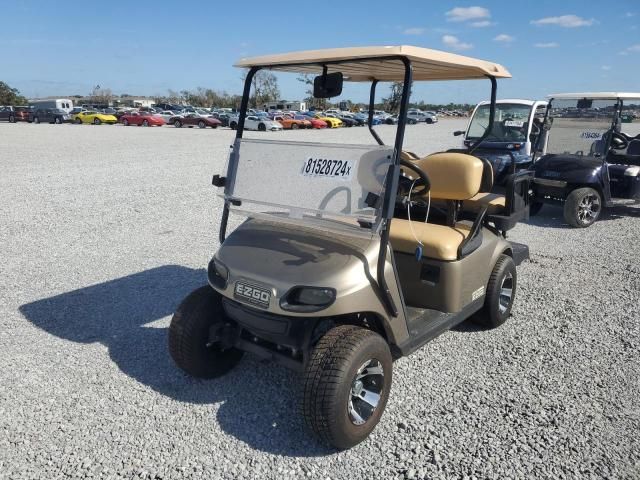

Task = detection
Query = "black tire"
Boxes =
[9,115,15,123]
[301,325,392,449]
[142,119,149,127]
[258,123,266,132]
[198,120,206,129]
[75,117,82,124]
[472,254,517,328]
[94,118,101,125]
[426,118,433,124]
[54,117,62,124]
[229,121,237,130]
[34,116,40,124]
[529,201,544,216]
[291,122,299,130]
[123,118,130,126]
[563,187,601,228]
[174,120,182,128]
[168,286,244,379]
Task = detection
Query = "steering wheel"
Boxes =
[611,132,629,150]
[398,159,431,198]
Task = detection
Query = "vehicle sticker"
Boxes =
[504,120,524,127]
[472,286,485,301]
[301,158,354,180]
[578,131,603,140]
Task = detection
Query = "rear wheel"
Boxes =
[34,116,40,124]
[142,119,149,127]
[94,118,102,125]
[75,117,82,124]
[426,118,433,124]
[258,123,266,132]
[564,187,601,228]
[291,123,299,130]
[168,286,244,378]
[123,119,130,126]
[54,117,62,124]
[198,120,206,129]
[9,115,15,123]
[301,325,392,449]
[174,120,182,128]
[229,121,237,130]
[472,254,517,328]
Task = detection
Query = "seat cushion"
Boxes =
[390,220,471,261]
[463,192,506,214]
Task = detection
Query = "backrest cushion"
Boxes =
[627,140,640,156]
[414,152,484,200]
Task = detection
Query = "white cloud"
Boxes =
[601,65,611,70]
[531,15,595,28]
[534,42,559,48]
[470,20,494,27]
[403,27,425,35]
[625,12,636,18]
[619,44,640,55]
[442,34,473,51]
[494,34,514,43]
[446,6,490,22]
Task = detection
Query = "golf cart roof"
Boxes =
[235,45,511,81]
[548,92,640,100]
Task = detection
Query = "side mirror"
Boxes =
[313,72,343,98]
[453,130,465,136]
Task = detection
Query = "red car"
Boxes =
[170,113,222,129]
[298,115,327,129]
[120,111,165,127]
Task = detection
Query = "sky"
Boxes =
[1,0,639,105]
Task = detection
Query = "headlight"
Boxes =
[208,257,229,288]
[280,286,336,312]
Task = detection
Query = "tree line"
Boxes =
[2,78,473,112]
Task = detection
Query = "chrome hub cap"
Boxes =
[577,195,600,224]
[348,359,384,426]
[499,272,514,315]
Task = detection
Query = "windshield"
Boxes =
[545,99,617,156]
[221,138,394,237]
[467,103,533,142]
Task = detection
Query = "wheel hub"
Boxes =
[348,359,384,426]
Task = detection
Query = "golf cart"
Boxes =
[168,46,530,449]
[530,93,640,227]
[456,99,547,180]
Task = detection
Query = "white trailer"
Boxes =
[29,98,74,113]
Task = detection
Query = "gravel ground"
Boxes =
[1,120,639,480]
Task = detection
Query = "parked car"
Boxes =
[283,114,313,129]
[272,115,307,129]
[156,110,180,123]
[407,109,438,124]
[170,113,222,129]
[120,111,166,127]
[72,111,118,125]
[244,115,282,131]
[69,107,87,116]
[29,108,71,124]
[4,106,32,122]
[314,113,342,128]
[298,115,327,128]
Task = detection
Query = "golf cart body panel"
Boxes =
[532,93,640,223]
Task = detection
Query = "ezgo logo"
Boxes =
[234,282,271,308]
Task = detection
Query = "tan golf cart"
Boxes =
[168,46,530,449]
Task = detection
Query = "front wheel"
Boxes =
[229,121,237,130]
[472,254,517,328]
[564,187,601,228]
[198,120,206,129]
[9,115,15,123]
[142,119,149,127]
[301,325,392,449]
[34,116,40,124]
[94,118,102,125]
[123,119,129,126]
[174,120,182,128]
[168,286,244,378]
[54,117,62,124]
[258,123,266,132]
[75,118,82,124]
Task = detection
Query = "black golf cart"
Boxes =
[168,46,530,449]
[530,92,640,227]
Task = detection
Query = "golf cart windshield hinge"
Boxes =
[212,175,226,187]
